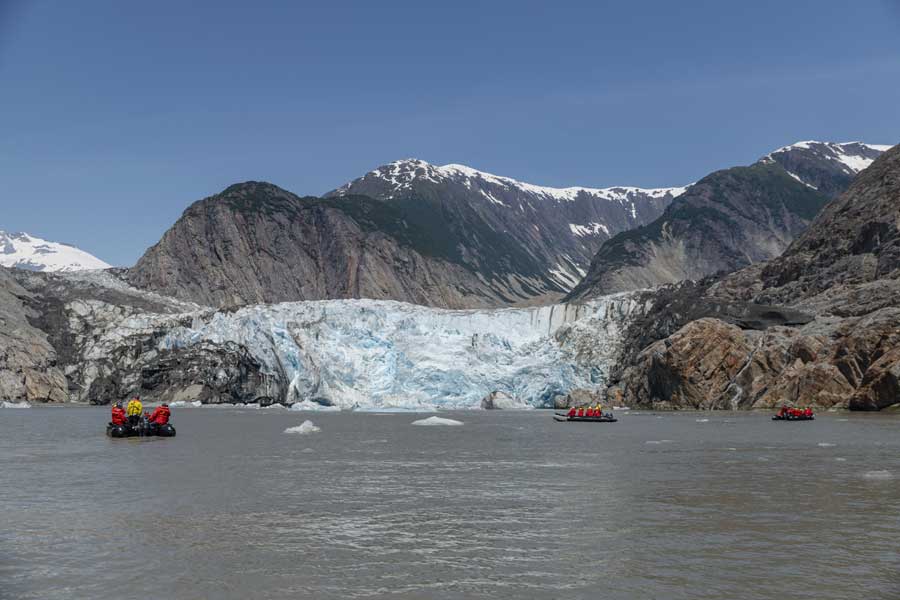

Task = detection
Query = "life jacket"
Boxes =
[567,408,576,417]
[148,406,170,425]
[577,408,585,417]
[111,406,126,425]
[126,399,143,416]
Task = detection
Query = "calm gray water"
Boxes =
[1,407,899,600]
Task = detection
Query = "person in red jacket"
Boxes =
[147,403,171,426]
[110,402,126,426]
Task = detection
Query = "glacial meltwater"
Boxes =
[1,407,899,600]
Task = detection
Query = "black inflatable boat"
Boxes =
[771,414,814,421]
[553,413,618,423]
[106,422,177,438]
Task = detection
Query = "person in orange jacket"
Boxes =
[110,402,126,426]
[147,403,171,426]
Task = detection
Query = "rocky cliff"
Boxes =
[607,143,900,411]
[0,267,67,403]
[567,142,891,299]
[128,182,550,309]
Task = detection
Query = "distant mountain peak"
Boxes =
[333,158,688,203]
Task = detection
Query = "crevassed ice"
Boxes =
[157,295,641,410]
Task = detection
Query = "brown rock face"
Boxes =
[610,144,900,410]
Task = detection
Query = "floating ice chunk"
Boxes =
[835,457,848,462]
[411,416,463,426]
[0,401,30,408]
[290,401,341,412]
[695,418,709,423]
[862,470,892,480]
[240,403,261,410]
[263,403,287,410]
[817,442,836,448]
[645,440,674,445]
[284,420,321,435]
[169,400,202,407]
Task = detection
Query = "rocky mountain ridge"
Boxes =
[567,142,891,299]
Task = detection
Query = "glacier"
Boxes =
[140,294,644,410]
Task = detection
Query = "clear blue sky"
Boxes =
[2,0,899,266]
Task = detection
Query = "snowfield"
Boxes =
[0,231,111,272]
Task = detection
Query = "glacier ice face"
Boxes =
[56,268,644,409]
[152,295,642,410]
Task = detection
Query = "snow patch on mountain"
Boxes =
[0,231,111,272]
[762,141,892,176]
[569,222,611,237]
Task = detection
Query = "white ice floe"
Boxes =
[411,416,463,426]
[817,442,836,448]
[0,401,31,408]
[284,420,321,435]
[695,418,710,423]
[862,470,893,480]
[169,400,202,407]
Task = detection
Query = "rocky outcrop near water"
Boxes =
[567,142,890,300]
[607,143,900,410]
[0,267,67,403]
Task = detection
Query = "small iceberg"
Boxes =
[263,403,287,410]
[290,401,341,412]
[169,400,202,408]
[862,470,892,480]
[695,418,710,423]
[411,416,463,426]
[1,401,31,409]
[284,420,321,435]
[817,442,836,448]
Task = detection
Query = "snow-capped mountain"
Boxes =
[328,159,687,292]
[0,231,111,272]
[569,140,893,299]
[761,141,893,197]
[331,158,686,205]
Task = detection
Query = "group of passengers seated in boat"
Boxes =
[776,406,813,418]
[566,405,606,418]
[110,396,171,429]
